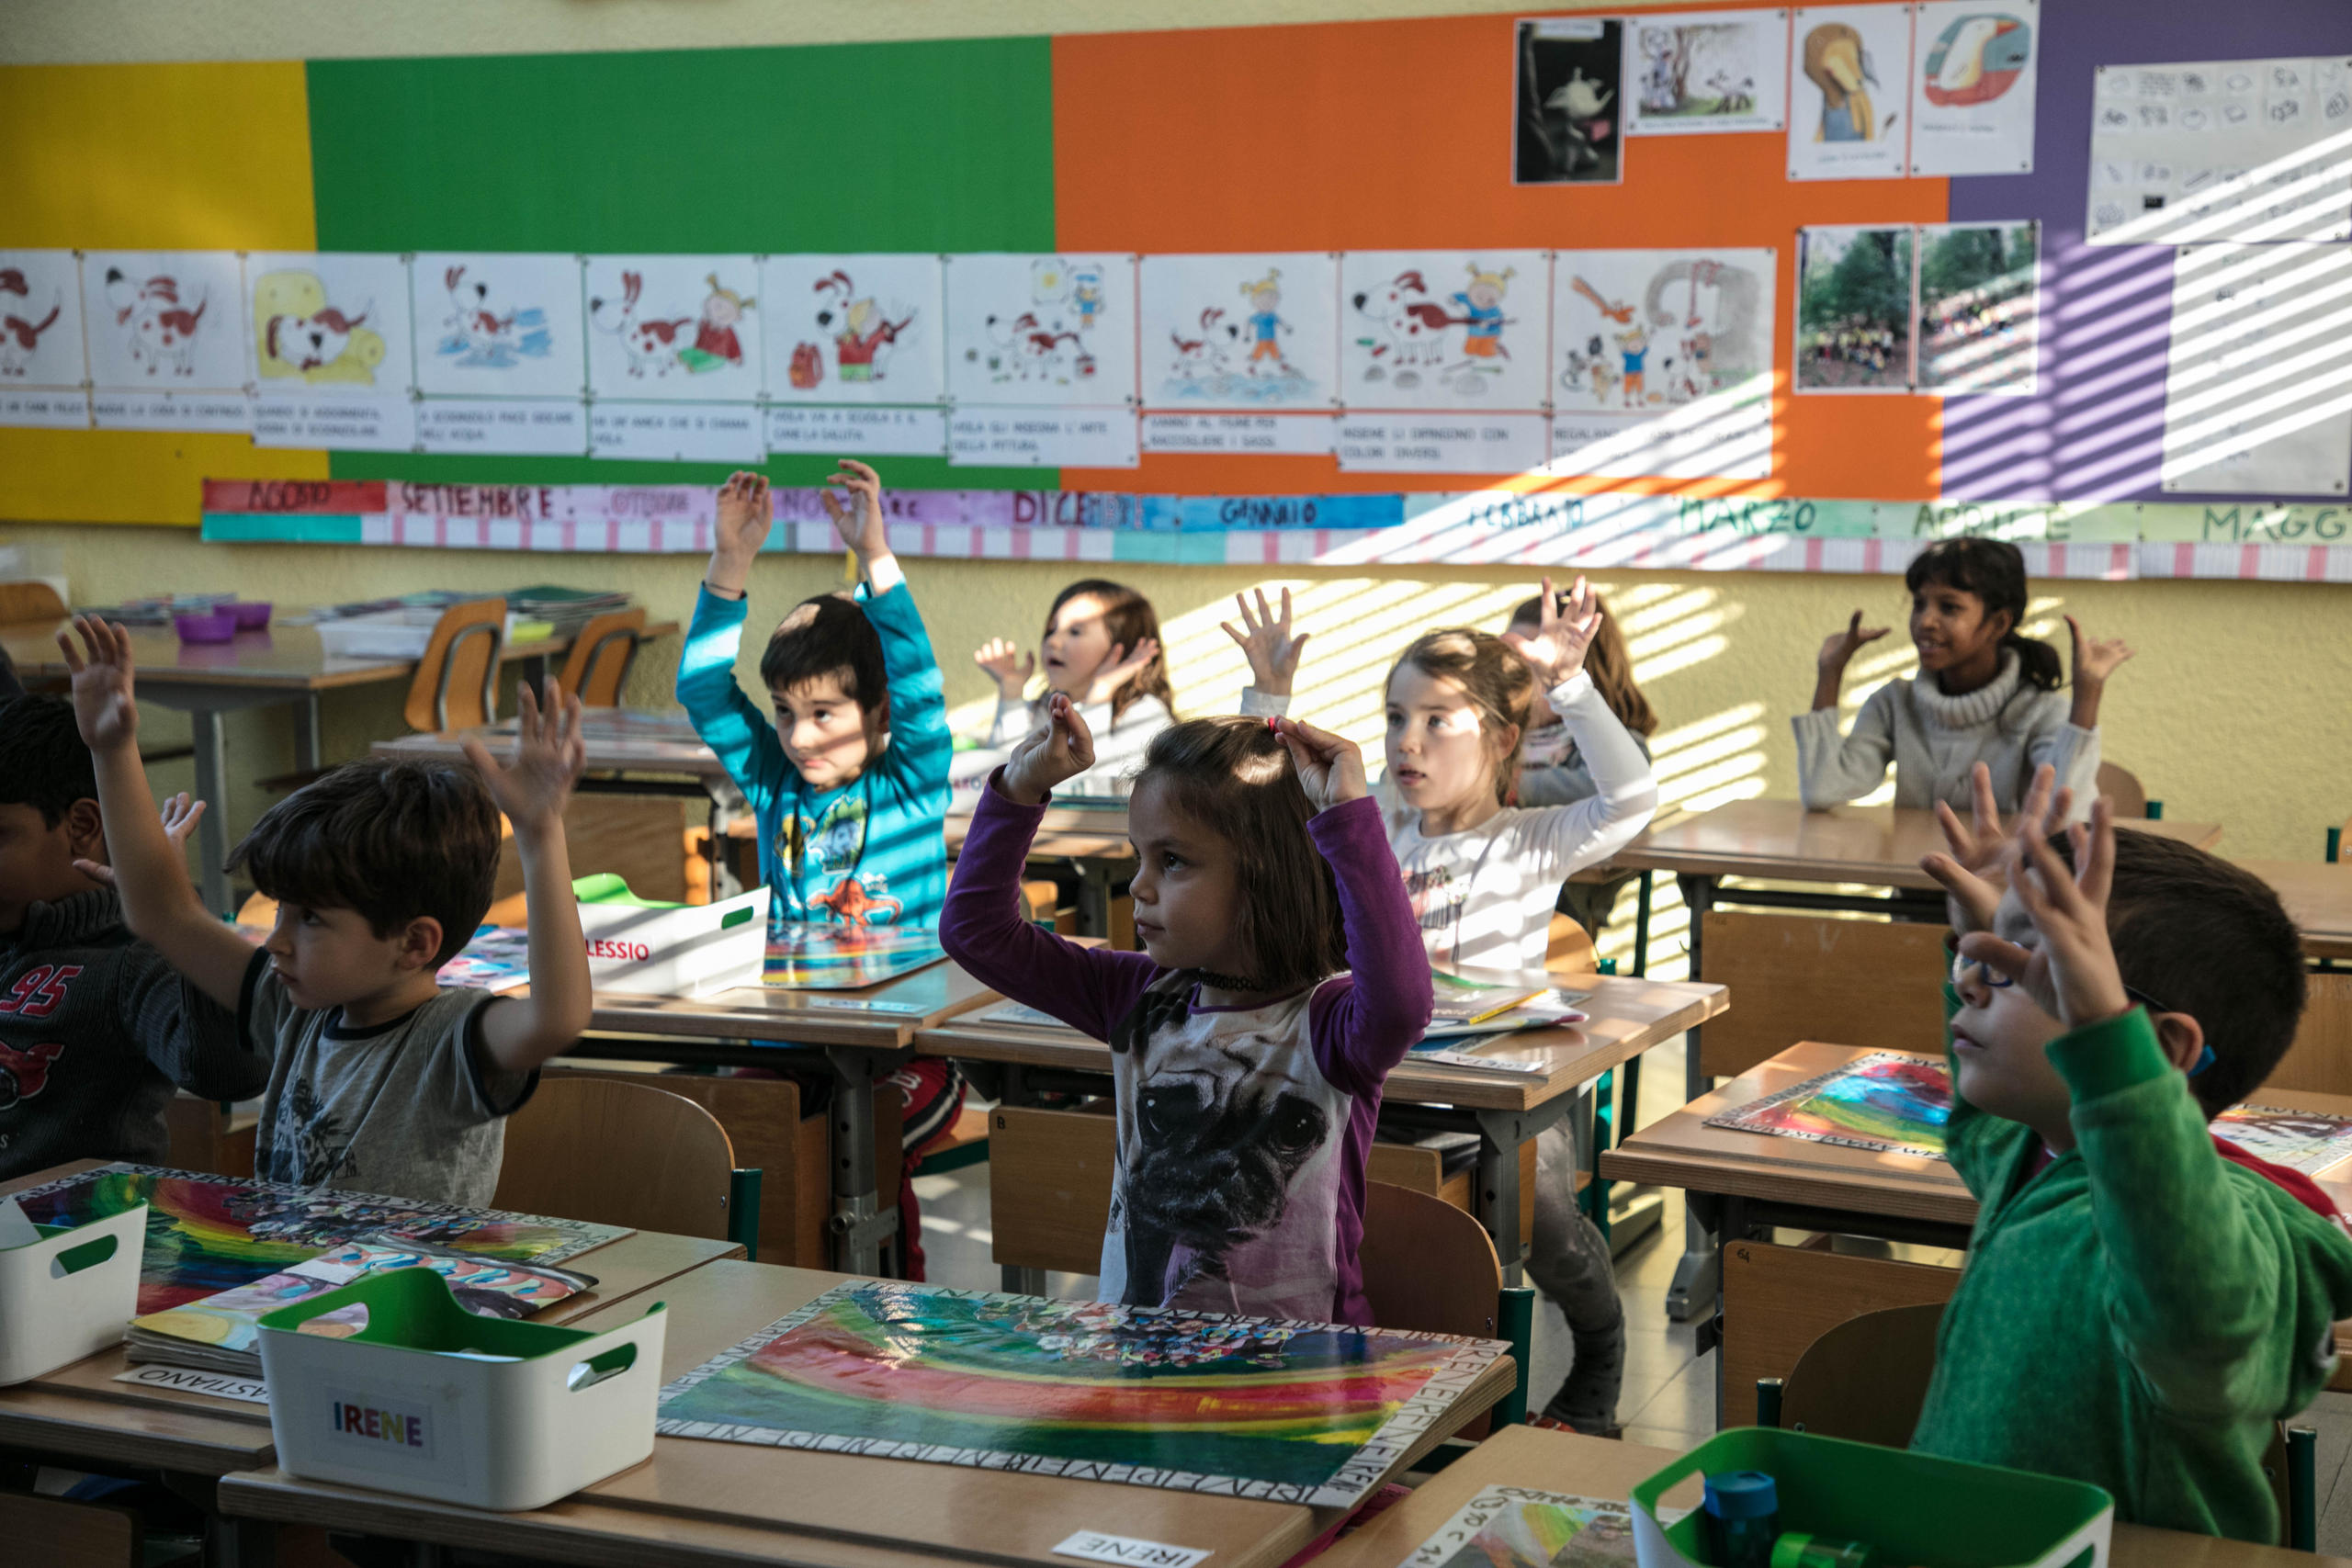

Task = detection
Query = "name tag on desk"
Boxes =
[1054,1531,1212,1568]
[1417,1049,1547,1076]
[803,997,926,1014]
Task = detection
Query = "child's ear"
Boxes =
[2150,1010,2208,1077]
[397,916,447,974]
[63,799,106,864]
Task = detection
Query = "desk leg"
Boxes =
[518,652,548,691]
[825,1045,900,1276]
[1633,870,1654,979]
[1666,874,1717,1323]
[190,708,233,917]
[207,1515,277,1568]
[1075,861,1114,941]
[1004,1265,1049,1295]
[704,781,746,900]
[291,693,322,773]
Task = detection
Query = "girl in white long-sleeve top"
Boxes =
[971,580,1174,798]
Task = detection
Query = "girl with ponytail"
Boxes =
[1796,537,2133,818]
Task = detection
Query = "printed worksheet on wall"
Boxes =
[944,253,1138,468]
[80,251,249,433]
[1337,249,1550,474]
[2163,242,2352,497]
[1787,5,1913,181]
[585,255,763,462]
[1624,8,1790,136]
[2087,56,2352,247]
[759,254,947,457]
[245,252,417,451]
[1907,0,2039,177]
[413,253,588,455]
[1138,253,1340,457]
[0,249,91,429]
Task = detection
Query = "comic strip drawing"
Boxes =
[1352,265,1518,395]
[1555,254,1771,413]
[945,254,1136,409]
[795,269,914,389]
[254,270,386,385]
[590,272,694,378]
[761,254,946,408]
[103,268,208,378]
[1139,254,1338,411]
[0,267,64,378]
[438,265,554,370]
[584,256,763,403]
[1340,252,1549,412]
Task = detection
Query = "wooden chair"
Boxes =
[1545,910,1598,975]
[491,1076,762,1258]
[555,607,646,708]
[1358,1179,1536,1438]
[2096,761,2148,819]
[403,597,507,733]
[0,581,66,623]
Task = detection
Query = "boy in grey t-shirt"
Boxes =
[59,616,597,1210]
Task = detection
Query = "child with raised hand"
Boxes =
[1798,536,2133,817]
[57,618,592,1206]
[939,696,1431,1324]
[1916,762,2352,1541]
[973,579,1173,797]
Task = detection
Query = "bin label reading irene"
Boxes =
[326,1389,435,1458]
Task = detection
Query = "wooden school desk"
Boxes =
[0,612,674,915]
[0,1158,740,1567]
[1599,1043,2352,1424]
[916,971,1726,1291]
[217,1258,1518,1568]
[945,796,1136,939]
[1310,1424,2338,1568]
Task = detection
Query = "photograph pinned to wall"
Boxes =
[0,249,91,428]
[244,252,417,451]
[2162,241,2352,497]
[1339,251,1551,412]
[944,253,1138,410]
[413,252,588,455]
[1139,254,1340,412]
[1907,0,2039,176]
[1703,1052,1952,1159]
[1512,17,1624,186]
[1915,222,2038,395]
[759,254,946,457]
[2086,57,2352,247]
[79,250,249,432]
[1795,225,1915,394]
[1624,8,1790,135]
[1787,5,1914,180]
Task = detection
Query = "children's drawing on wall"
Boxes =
[761,254,948,406]
[1907,0,2039,176]
[1138,253,1339,410]
[1339,252,1550,412]
[944,253,1137,409]
[248,254,411,389]
[586,256,763,400]
[1624,8,1790,136]
[0,252,84,388]
[1513,17,1623,185]
[78,250,249,429]
[1795,226,1915,393]
[1788,5,1913,180]
[412,253,585,401]
[439,265,553,369]
[1915,222,2038,395]
[2086,57,2352,247]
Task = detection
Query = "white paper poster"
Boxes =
[2163,243,2352,496]
[2087,57,2352,247]
[1788,6,1914,180]
[591,402,764,464]
[949,406,1139,468]
[1549,392,1772,479]
[0,250,90,428]
[413,253,587,454]
[765,404,948,457]
[945,254,1137,410]
[585,255,763,402]
[1908,0,2039,175]
[245,252,416,450]
[1138,253,1340,412]
[1626,8,1790,135]
[1142,412,1339,457]
[760,254,945,410]
[81,250,249,432]
[1337,412,1550,474]
[1340,251,1551,412]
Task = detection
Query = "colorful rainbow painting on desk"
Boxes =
[7,1164,627,1314]
[1705,1052,1953,1160]
[656,1282,1507,1507]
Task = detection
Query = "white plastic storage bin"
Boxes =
[0,1204,148,1385]
[257,1267,667,1512]
[576,876,769,997]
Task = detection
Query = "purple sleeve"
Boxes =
[1305,795,1433,1100]
[937,769,1162,1041]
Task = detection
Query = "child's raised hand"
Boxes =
[1083,636,1161,707]
[714,470,773,560]
[1961,795,2132,1032]
[2066,615,2135,689]
[76,793,207,888]
[1269,715,1368,814]
[820,459,890,563]
[1220,587,1309,696]
[1498,576,1601,691]
[1921,762,2073,935]
[1002,693,1095,806]
[462,678,585,837]
[974,637,1035,700]
[1818,609,1890,677]
[54,615,141,752]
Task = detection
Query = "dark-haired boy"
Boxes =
[0,694,265,1179]
[1915,764,2352,1542]
[58,619,594,1207]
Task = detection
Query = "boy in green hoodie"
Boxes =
[1912,763,2352,1543]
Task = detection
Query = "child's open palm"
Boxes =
[1083,637,1161,706]
[1270,716,1368,814]
[716,470,773,560]
[1818,610,1890,677]
[1499,576,1601,690]
[1957,796,2132,1031]
[462,679,585,834]
[820,459,889,560]
[2067,615,2135,688]
[1003,694,1095,805]
[1220,587,1309,695]
[1921,762,2073,935]
[56,616,141,752]
[974,637,1035,699]
[75,794,206,889]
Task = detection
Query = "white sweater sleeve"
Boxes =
[1504,671,1659,879]
[2027,701,2102,821]
[1792,682,1896,809]
[1238,687,1291,717]
[987,694,1035,747]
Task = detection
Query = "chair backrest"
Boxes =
[2096,761,2148,819]
[490,1076,738,1242]
[556,607,647,708]
[402,597,506,734]
[1359,1180,1504,1339]
[1545,910,1599,975]
[0,581,67,624]
[1780,1302,1946,1445]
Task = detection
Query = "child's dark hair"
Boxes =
[759,593,887,711]
[1049,579,1174,723]
[1510,589,1658,737]
[0,694,97,828]
[1134,717,1347,994]
[229,757,503,967]
[1905,538,2062,691]
[1389,629,1536,805]
[2052,828,2306,1118]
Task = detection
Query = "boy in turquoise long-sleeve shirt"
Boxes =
[1913,766,2352,1543]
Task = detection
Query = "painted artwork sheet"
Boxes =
[584,254,763,402]
[6,1164,627,1315]
[764,924,947,990]
[245,252,417,450]
[1907,0,2039,176]
[1403,1485,1666,1568]
[413,252,588,454]
[1549,248,1775,479]
[2162,242,2352,496]
[656,1282,1504,1508]
[2087,57,2352,247]
[2212,1106,2352,1178]
[80,250,249,432]
[0,249,91,428]
[1340,251,1551,412]
[1139,253,1340,412]
[760,254,945,407]
[1514,17,1625,186]
[944,253,1137,410]
[1795,225,1915,394]
[1787,6,1914,181]
[1705,1052,1952,1159]
[1625,8,1790,135]
[1915,222,2038,395]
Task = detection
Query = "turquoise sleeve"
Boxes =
[858,580,951,808]
[674,583,786,821]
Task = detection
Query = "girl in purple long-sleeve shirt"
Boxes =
[941,700,1432,1326]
